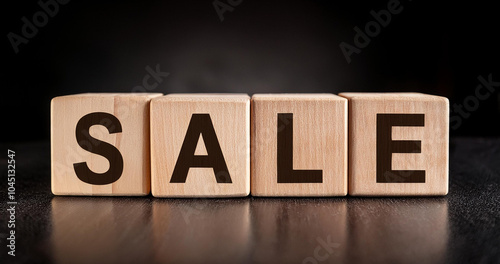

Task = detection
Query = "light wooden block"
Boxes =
[51,93,161,196]
[251,94,348,196]
[150,94,250,197]
[339,93,449,196]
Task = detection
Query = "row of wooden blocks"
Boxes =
[51,93,449,197]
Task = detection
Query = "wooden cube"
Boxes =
[150,94,250,197]
[51,93,161,196]
[339,93,449,196]
[251,94,348,196]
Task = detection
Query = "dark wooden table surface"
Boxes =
[1,137,499,264]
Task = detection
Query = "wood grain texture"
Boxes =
[150,94,250,197]
[339,93,449,196]
[251,94,348,196]
[51,93,161,196]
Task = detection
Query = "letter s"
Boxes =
[73,112,123,185]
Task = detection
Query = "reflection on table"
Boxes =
[50,197,448,264]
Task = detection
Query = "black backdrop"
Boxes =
[2,0,500,142]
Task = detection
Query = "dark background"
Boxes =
[2,2,500,263]
[2,0,500,142]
